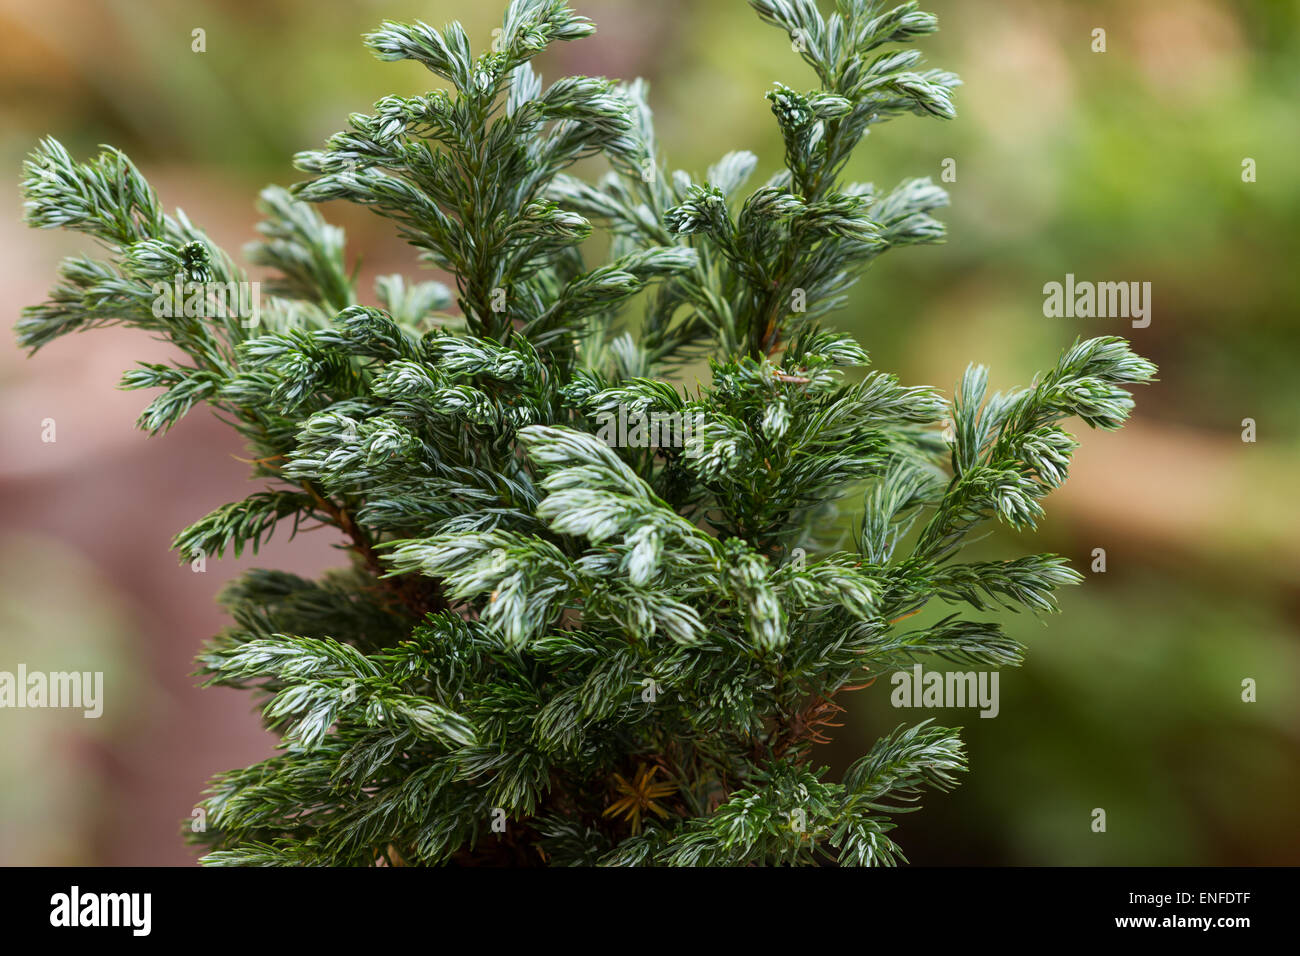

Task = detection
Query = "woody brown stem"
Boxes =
[301,482,446,618]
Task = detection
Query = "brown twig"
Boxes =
[301,482,446,618]
[888,607,923,625]
[771,674,877,759]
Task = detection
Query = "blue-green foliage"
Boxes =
[18,0,1153,866]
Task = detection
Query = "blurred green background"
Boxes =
[1,0,1296,864]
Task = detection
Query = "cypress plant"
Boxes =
[17,0,1155,865]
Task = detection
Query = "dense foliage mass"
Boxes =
[18,0,1154,865]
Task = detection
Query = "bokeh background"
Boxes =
[1,0,1296,865]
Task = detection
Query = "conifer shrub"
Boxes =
[18,0,1155,866]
